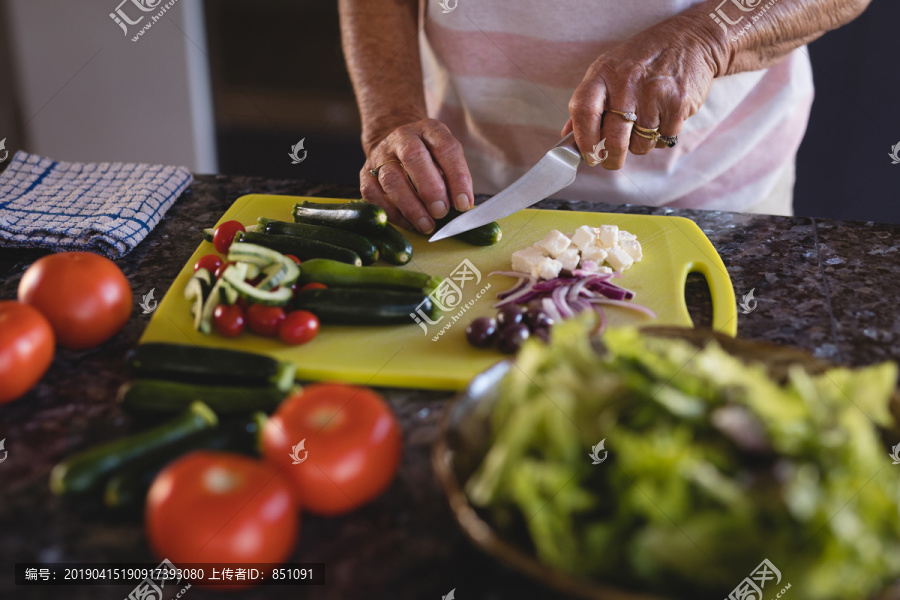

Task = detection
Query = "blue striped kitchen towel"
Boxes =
[0,151,192,258]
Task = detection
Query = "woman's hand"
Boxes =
[563,15,723,169]
[360,118,474,234]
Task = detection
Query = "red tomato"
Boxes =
[213,304,245,338]
[146,451,298,568]
[212,221,246,254]
[18,252,132,349]
[194,254,223,274]
[284,254,302,265]
[214,261,234,280]
[261,384,402,515]
[246,305,286,337]
[278,311,319,345]
[299,282,327,292]
[0,301,55,404]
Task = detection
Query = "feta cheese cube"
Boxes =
[570,225,597,251]
[532,257,563,280]
[535,230,571,258]
[594,224,619,248]
[581,244,608,265]
[596,266,613,274]
[511,246,546,273]
[620,238,643,262]
[605,246,634,271]
[556,248,580,271]
[618,230,636,242]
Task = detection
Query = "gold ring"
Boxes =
[606,109,637,123]
[369,160,403,177]
[633,124,660,135]
[633,130,662,142]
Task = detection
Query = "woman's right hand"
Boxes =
[360,118,474,234]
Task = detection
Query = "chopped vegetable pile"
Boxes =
[466,316,900,599]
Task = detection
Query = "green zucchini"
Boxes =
[222,267,293,306]
[202,227,215,243]
[184,268,214,331]
[368,224,413,265]
[257,217,379,265]
[297,258,439,292]
[118,380,287,414]
[433,208,502,246]
[197,264,244,333]
[294,287,434,325]
[127,343,296,391]
[103,415,263,509]
[49,401,217,496]
[292,201,387,235]
[237,231,361,266]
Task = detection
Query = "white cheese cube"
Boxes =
[605,246,634,271]
[556,248,580,271]
[594,224,619,248]
[535,230,571,258]
[511,246,546,274]
[596,266,613,274]
[618,230,636,242]
[570,225,597,251]
[581,244,608,265]
[620,238,643,262]
[532,257,563,280]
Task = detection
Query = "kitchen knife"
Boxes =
[429,132,583,242]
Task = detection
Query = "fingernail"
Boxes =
[454,193,469,211]
[417,217,434,234]
[430,201,448,219]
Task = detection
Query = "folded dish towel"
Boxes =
[0,151,192,258]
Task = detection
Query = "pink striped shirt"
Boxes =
[419,0,814,212]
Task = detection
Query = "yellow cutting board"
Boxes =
[140,195,736,390]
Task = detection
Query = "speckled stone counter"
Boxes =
[1,175,898,600]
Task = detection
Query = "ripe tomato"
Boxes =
[18,252,132,349]
[214,261,234,280]
[278,311,319,345]
[284,254,302,265]
[0,301,55,404]
[212,221,246,254]
[194,254,223,274]
[246,304,286,337]
[298,282,327,292]
[213,304,245,338]
[146,451,298,567]
[262,384,402,515]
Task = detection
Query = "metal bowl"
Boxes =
[432,326,900,600]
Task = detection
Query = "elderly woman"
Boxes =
[338,0,869,233]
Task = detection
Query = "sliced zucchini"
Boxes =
[184,268,214,331]
[223,268,292,306]
[228,241,284,267]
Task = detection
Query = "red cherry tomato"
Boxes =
[213,304,245,338]
[246,304,286,337]
[0,301,55,404]
[284,254,302,265]
[299,282,328,292]
[262,384,402,515]
[214,261,234,280]
[194,254,223,274]
[212,221,246,254]
[146,451,298,568]
[278,311,319,345]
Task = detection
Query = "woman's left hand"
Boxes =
[562,15,723,169]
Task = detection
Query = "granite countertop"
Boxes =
[0,175,898,600]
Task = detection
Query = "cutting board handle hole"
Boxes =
[684,271,713,329]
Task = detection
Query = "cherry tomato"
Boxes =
[284,254,302,265]
[246,304,286,337]
[0,301,55,404]
[194,254,223,274]
[18,252,132,350]
[299,282,327,292]
[213,304,245,338]
[146,451,298,567]
[212,221,246,254]
[278,311,319,345]
[214,261,234,280]
[261,384,402,515]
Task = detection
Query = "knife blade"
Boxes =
[429,132,583,242]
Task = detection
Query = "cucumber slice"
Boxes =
[185,269,214,330]
[228,241,285,267]
[258,256,300,291]
[223,268,292,306]
[202,227,215,243]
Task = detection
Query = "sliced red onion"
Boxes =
[542,297,563,322]
[533,277,579,292]
[592,306,607,335]
[552,285,574,319]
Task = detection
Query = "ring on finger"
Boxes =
[662,135,679,148]
[633,130,662,142]
[606,109,637,123]
[633,124,660,135]
[369,159,403,178]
